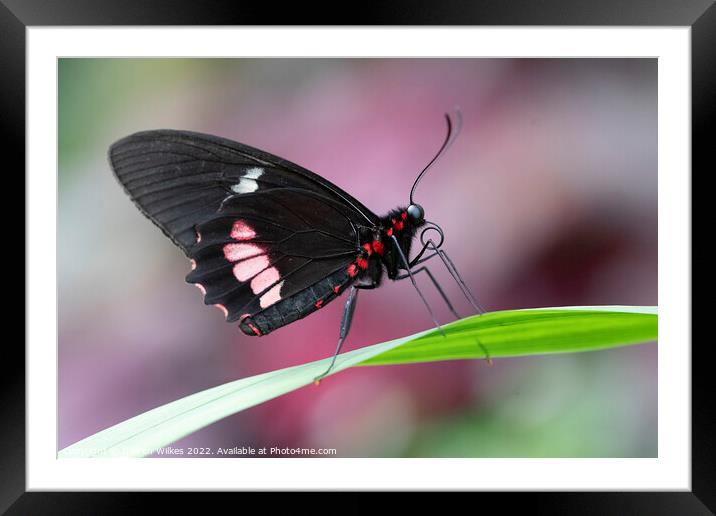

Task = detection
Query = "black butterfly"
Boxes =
[109,112,483,380]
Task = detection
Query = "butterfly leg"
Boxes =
[390,235,445,336]
[313,286,359,384]
[395,266,460,319]
[410,242,486,315]
[408,243,492,364]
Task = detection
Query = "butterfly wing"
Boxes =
[109,130,379,335]
[109,129,379,254]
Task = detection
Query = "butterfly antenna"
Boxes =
[409,108,463,205]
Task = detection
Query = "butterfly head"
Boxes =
[406,203,425,225]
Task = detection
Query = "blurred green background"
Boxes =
[59,58,657,457]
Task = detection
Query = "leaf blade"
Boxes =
[58,305,657,458]
[360,307,657,366]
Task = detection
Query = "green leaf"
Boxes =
[58,305,656,458]
[360,306,657,366]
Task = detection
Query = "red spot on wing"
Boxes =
[362,243,372,255]
[247,322,262,336]
[333,285,341,294]
[356,257,368,270]
[347,264,358,277]
[315,299,324,309]
[386,228,393,237]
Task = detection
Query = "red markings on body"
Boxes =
[247,322,262,336]
[362,243,372,255]
[347,264,358,277]
[230,220,256,240]
[386,228,393,237]
[240,314,262,336]
[388,214,405,232]
[372,240,385,255]
[356,257,368,270]
[315,299,324,309]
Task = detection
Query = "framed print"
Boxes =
[4,0,709,511]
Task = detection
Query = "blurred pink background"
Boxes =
[59,58,657,457]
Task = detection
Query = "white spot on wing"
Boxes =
[231,167,264,194]
[259,280,284,308]
[231,180,257,194]
[244,167,263,180]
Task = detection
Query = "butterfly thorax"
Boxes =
[348,207,425,284]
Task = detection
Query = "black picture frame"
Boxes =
[4,0,709,511]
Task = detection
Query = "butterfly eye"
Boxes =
[407,204,425,223]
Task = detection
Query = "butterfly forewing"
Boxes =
[109,130,380,335]
[109,130,378,254]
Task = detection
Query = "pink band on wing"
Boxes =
[233,255,270,282]
[250,267,280,294]
[223,243,263,262]
[259,281,284,308]
[230,220,256,240]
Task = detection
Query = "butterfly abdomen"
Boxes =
[239,268,352,336]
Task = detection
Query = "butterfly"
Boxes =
[109,111,483,381]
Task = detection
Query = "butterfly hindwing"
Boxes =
[186,188,361,329]
[109,130,379,335]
